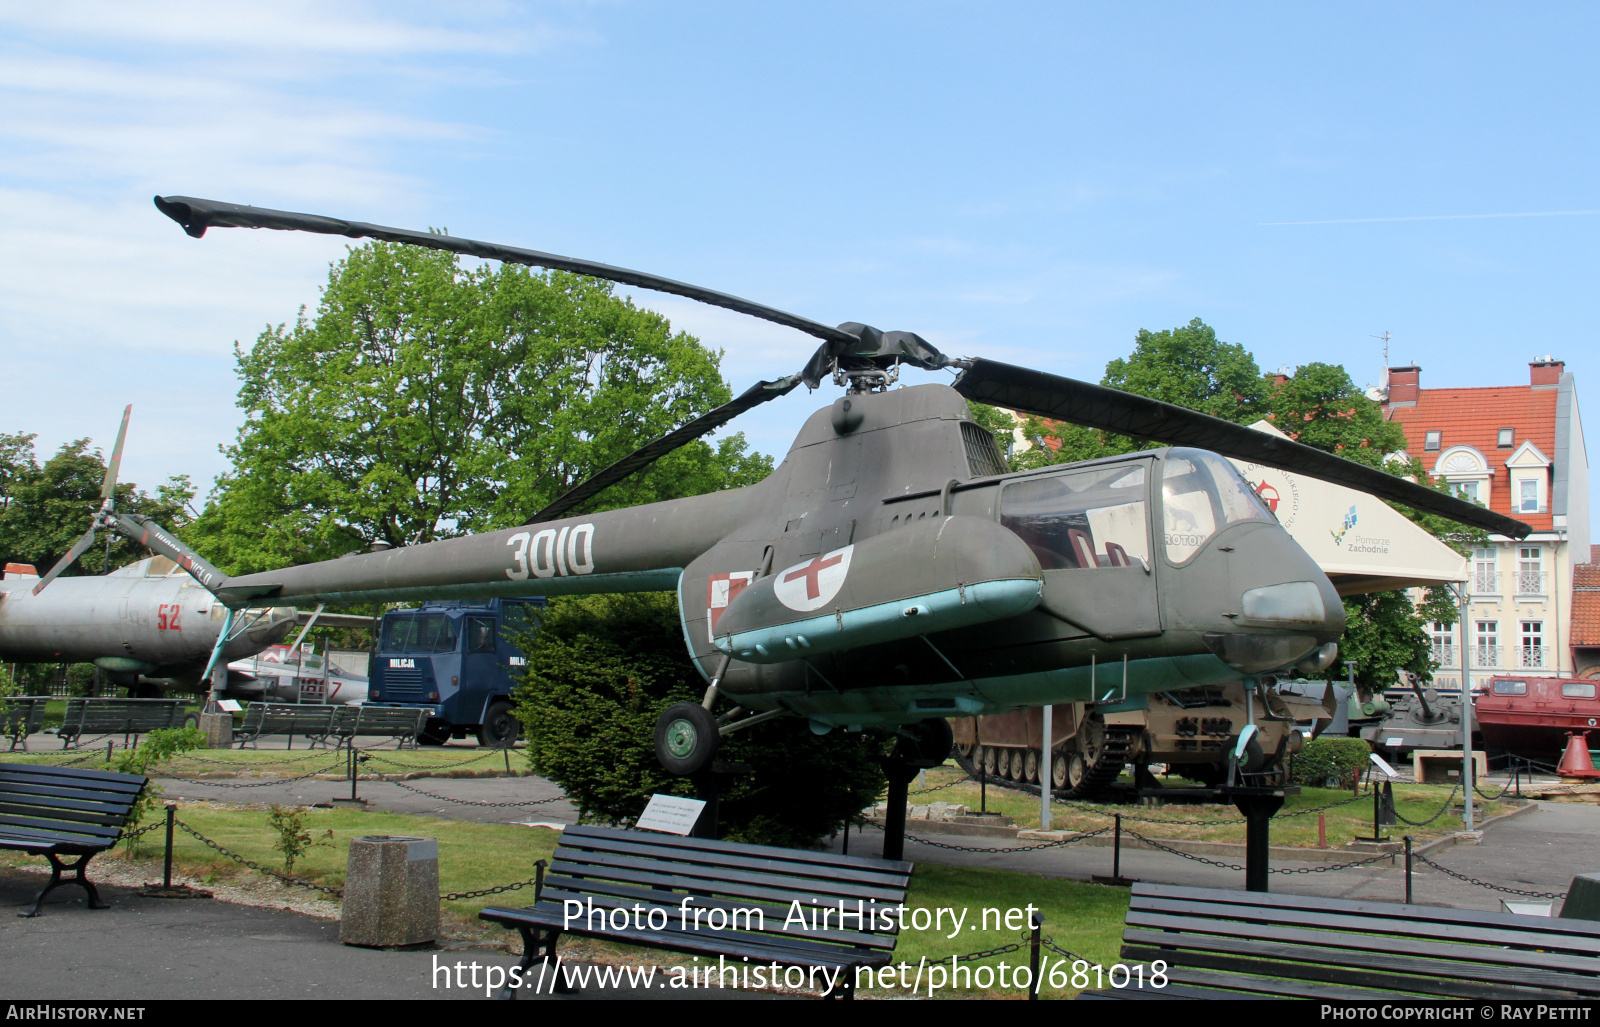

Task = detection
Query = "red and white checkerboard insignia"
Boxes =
[707,570,755,641]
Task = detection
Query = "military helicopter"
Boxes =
[1,406,369,697]
[150,195,1531,775]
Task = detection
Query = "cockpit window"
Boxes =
[380,614,459,654]
[1162,448,1275,564]
[1000,462,1150,570]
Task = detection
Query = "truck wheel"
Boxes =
[417,722,451,746]
[478,700,520,748]
[655,702,718,776]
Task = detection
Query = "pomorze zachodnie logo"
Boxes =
[1329,505,1357,547]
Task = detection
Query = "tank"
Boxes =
[950,679,1330,797]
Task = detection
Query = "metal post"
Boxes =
[105,740,113,764]
[1404,835,1413,904]
[1113,813,1123,880]
[163,803,176,889]
[1028,914,1042,1001]
[1318,813,1327,849]
[841,820,850,856]
[503,747,511,774]
[881,764,916,861]
[1453,582,1474,830]
[349,744,358,802]
[533,859,546,901]
[1040,704,1053,832]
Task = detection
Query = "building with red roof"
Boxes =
[1383,359,1590,683]
[1574,562,1600,678]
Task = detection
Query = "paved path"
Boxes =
[4,752,1594,999]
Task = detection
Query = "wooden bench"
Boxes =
[0,763,148,917]
[325,706,429,750]
[1,697,50,752]
[234,702,336,749]
[55,698,186,749]
[1085,882,1600,1000]
[479,824,914,999]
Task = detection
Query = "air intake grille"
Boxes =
[961,421,1009,478]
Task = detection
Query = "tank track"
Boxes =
[955,726,1140,802]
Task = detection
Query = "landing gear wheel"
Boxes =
[477,700,520,748]
[892,718,953,768]
[655,702,718,776]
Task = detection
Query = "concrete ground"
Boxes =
[2,735,1593,999]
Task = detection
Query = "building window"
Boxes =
[1518,478,1540,513]
[1453,480,1479,502]
[1472,547,1498,594]
[1424,430,1441,451]
[1428,620,1457,667]
[1474,620,1499,667]
[1517,547,1544,595]
[1520,620,1544,668]
[1498,428,1515,448]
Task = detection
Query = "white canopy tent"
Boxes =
[1230,420,1468,594]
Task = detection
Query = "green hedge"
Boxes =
[1290,736,1371,788]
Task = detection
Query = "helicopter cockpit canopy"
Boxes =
[999,460,1151,571]
[1160,447,1276,564]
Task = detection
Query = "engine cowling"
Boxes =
[713,515,1042,663]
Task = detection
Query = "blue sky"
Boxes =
[2,1,1595,533]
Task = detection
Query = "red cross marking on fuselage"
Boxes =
[782,553,844,600]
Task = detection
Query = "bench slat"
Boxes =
[1161,966,1413,1001]
[0,799,136,828]
[1125,911,1600,978]
[1122,933,1598,999]
[558,833,912,891]
[562,823,912,876]
[555,845,909,900]
[536,881,897,950]
[0,766,149,791]
[0,813,122,839]
[548,854,906,912]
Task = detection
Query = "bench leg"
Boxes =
[499,927,571,999]
[20,853,107,918]
[822,969,856,1000]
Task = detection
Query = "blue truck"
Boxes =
[365,597,545,746]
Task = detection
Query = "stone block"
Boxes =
[196,713,232,750]
[339,835,439,947]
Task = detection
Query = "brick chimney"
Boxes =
[1387,365,1420,407]
[1530,357,1564,389]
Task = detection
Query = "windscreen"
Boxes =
[1161,448,1275,564]
[379,614,459,654]
[1000,461,1150,570]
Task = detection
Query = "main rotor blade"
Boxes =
[954,357,1532,540]
[108,513,229,594]
[31,528,99,596]
[101,404,131,506]
[530,374,802,523]
[154,196,857,348]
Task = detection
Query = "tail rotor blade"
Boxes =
[31,528,100,596]
[101,404,132,507]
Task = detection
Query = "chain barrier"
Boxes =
[174,820,344,898]
[176,767,335,789]
[1411,851,1567,900]
[389,778,565,808]
[1121,828,1395,875]
[1473,778,1516,801]
[1276,791,1371,818]
[361,749,501,771]
[442,875,544,901]
[176,749,340,768]
[1392,783,1462,827]
[1039,934,1092,966]
[902,825,1112,854]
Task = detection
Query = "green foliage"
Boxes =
[1012,317,1266,470]
[0,664,17,699]
[511,592,888,848]
[267,805,330,873]
[189,241,772,575]
[111,726,207,851]
[65,663,96,698]
[1290,736,1372,789]
[0,435,194,576]
[1263,362,1405,469]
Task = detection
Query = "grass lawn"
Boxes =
[0,800,1129,998]
[902,765,1511,848]
[1,745,518,775]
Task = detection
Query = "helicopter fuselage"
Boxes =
[214,383,1344,729]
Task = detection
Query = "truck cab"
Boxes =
[366,597,544,746]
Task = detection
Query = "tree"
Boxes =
[188,241,773,575]
[1013,318,1268,470]
[0,436,193,576]
[511,592,888,848]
